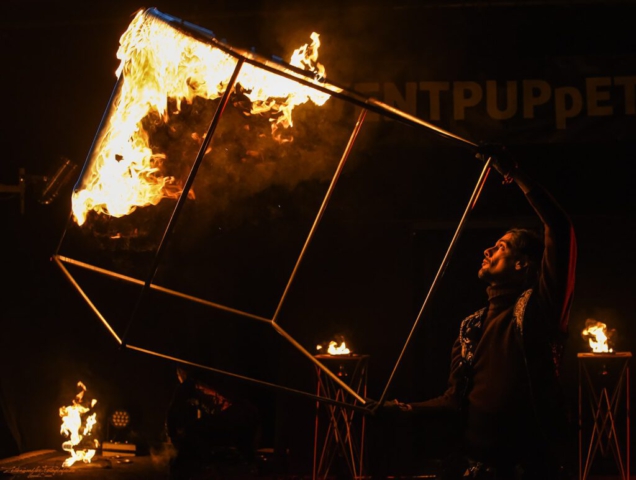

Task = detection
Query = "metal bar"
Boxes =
[147,7,478,151]
[120,57,246,346]
[583,368,605,480]
[626,360,630,480]
[313,357,368,480]
[272,107,368,325]
[272,323,366,404]
[52,256,122,345]
[313,375,321,480]
[378,156,494,406]
[317,377,355,478]
[54,254,272,324]
[359,365,368,479]
[124,343,371,413]
[578,354,632,480]
[579,359,583,480]
[266,110,370,403]
[365,97,476,148]
[249,55,477,148]
[72,77,125,194]
[54,75,126,255]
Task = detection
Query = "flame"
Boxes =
[59,382,99,467]
[582,319,614,353]
[72,9,332,226]
[327,340,350,355]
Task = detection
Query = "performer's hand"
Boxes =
[382,398,413,412]
[476,142,518,184]
[363,399,379,412]
[363,398,412,415]
[383,398,413,412]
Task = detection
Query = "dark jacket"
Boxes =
[409,184,577,472]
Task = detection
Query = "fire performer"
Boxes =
[376,145,577,480]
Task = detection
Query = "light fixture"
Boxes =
[109,410,131,430]
[0,156,78,214]
[101,408,136,457]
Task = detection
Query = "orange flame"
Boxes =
[581,319,614,353]
[328,340,350,355]
[59,381,99,467]
[72,9,332,226]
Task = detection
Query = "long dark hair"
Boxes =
[506,227,544,288]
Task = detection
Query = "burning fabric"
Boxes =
[59,381,99,467]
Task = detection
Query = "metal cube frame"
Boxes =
[52,7,489,412]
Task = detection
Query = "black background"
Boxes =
[2,0,635,476]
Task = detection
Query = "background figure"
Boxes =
[166,367,262,480]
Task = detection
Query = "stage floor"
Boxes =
[0,448,272,480]
[0,450,171,479]
[1,450,632,480]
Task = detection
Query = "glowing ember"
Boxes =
[72,8,332,226]
[581,319,614,353]
[59,381,99,467]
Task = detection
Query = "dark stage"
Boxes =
[2,0,636,479]
[1,451,634,480]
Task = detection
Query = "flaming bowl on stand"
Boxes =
[581,318,616,353]
[316,336,356,378]
[316,335,352,357]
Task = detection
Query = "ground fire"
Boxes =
[59,381,99,467]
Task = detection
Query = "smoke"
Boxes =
[149,441,178,470]
[144,83,358,232]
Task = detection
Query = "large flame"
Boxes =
[72,9,331,226]
[59,381,99,467]
[581,319,614,353]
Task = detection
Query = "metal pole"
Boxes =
[124,343,371,413]
[148,7,478,152]
[120,57,246,347]
[53,254,272,324]
[626,358,630,480]
[579,357,583,480]
[377,156,494,407]
[272,108,368,325]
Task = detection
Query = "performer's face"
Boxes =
[478,232,526,285]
